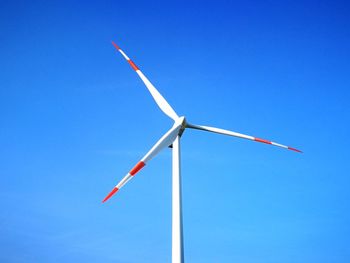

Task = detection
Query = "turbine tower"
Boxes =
[103,41,301,263]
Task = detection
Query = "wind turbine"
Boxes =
[103,41,301,263]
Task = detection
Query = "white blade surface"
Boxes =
[102,121,183,203]
[112,41,179,121]
[187,123,302,153]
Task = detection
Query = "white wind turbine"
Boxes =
[103,41,302,263]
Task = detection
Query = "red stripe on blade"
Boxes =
[130,161,145,176]
[102,187,119,203]
[254,137,271,144]
[128,60,139,71]
[288,147,302,153]
[111,41,121,50]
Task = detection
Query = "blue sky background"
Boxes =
[1,0,350,262]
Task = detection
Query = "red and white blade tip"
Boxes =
[111,41,120,50]
[112,41,139,71]
[287,147,302,153]
[102,187,119,203]
[102,161,146,203]
[253,137,302,153]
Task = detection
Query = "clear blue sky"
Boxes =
[1,0,350,262]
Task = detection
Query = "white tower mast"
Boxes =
[172,136,184,263]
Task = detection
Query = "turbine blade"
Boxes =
[102,122,183,203]
[187,123,302,153]
[112,41,179,121]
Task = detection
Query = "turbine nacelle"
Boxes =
[175,116,187,138]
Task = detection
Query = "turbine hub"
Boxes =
[177,116,187,137]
